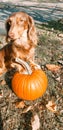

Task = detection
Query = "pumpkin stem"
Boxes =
[15,58,32,74]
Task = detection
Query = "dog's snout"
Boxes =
[8,31,15,39]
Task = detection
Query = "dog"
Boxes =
[0,12,38,76]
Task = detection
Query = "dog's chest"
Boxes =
[14,32,31,55]
[21,30,28,42]
[15,30,28,47]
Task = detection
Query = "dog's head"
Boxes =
[6,12,37,46]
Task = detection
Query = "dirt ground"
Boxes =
[0,19,63,130]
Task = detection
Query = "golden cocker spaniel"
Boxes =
[0,12,38,75]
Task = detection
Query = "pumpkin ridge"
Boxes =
[19,74,28,99]
[22,75,29,100]
[26,75,31,100]
[12,73,21,92]
[28,76,39,100]
[32,79,43,99]
[17,74,26,98]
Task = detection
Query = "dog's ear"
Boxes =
[28,16,37,46]
[5,19,11,42]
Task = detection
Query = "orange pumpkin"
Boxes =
[12,58,48,100]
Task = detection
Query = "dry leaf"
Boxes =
[46,100,57,113]
[58,33,63,38]
[15,101,26,108]
[46,64,61,72]
[0,90,3,98]
[31,114,40,130]
[22,105,32,113]
[56,77,60,82]
[0,80,6,85]
[58,60,63,65]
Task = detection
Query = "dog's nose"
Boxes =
[8,32,14,39]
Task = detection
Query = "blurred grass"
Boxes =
[35,20,63,65]
[30,0,63,2]
[36,18,63,32]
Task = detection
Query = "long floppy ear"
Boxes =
[28,16,37,46]
[5,18,11,42]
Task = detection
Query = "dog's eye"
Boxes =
[8,21,11,25]
[20,19,23,21]
[20,19,24,23]
[18,19,24,25]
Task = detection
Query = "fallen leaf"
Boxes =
[15,101,26,108]
[0,80,6,85]
[46,64,61,72]
[58,59,63,65]
[31,114,40,130]
[56,77,60,82]
[58,33,63,38]
[0,90,3,98]
[22,105,32,113]
[46,100,57,113]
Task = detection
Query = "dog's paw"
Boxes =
[33,64,41,70]
[30,61,41,71]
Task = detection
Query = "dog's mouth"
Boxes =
[8,36,20,42]
[7,29,27,42]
